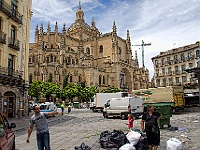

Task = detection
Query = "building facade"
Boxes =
[152,42,200,87]
[0,0,32,118]
[28,3,149,94]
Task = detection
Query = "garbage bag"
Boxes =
[135,133,148,150]
[99,130,127,149]
[166,138,183,150]
[126,130,141,145]
[74,142,91,150]
[119,143,136,150]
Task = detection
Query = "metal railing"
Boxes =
[8,37,20,50]
[0,31,6,44]
[0,0,22,24]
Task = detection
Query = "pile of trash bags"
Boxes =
[99,129,148,150]
[99,130,127,149]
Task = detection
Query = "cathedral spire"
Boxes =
[78,1,81,10]
[62,23,66,33]
[40,22,43,34]
[135,50,138,59]
[112,21,117,34]
[91,17,95,27]
[76,1,84,22]
[127,30,130,41]
[55,21,58,32]
[35,24,39,33]
[47,21,51,32]
[35,24,39,43]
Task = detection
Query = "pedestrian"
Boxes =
[126,114,134,131]
[26,105,62,150]
[68,105,72,114]
[141,105,162,150]
[61,102,65,115]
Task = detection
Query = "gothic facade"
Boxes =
[28,3,149,92]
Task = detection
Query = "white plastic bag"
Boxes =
[119,143,136,150]
[167,138,183,150]
[126,130,141,145]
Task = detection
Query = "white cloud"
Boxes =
[31,0,200,79]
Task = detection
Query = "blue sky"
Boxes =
[31,0,200,78]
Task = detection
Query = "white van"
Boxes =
[103,96,143,119]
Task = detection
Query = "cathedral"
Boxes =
[28,3,149,92]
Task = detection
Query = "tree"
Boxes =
[101,86,121,93]
[28,81,43,101]
[41,82,60,100]
[79,86,98,103]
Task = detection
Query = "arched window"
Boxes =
[47,57,49,63]
[103,76,105,84]
[78,75,82,82]
[54,56,57,62]
[119,47,121,55]
[70,75,73,83]
[29,74,33,84]
[32,55,35,62]
[29,57,31,63]
[66,57,71,65]
[196,50,200,57]
[72,59,75,65]
[51,44,53,48]
[86,47,90,55]
[50,55,53,62]
[99,75,102,85]
[48,73,53,82]
[99,45,103,53]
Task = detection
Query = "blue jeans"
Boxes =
[36,131,50,150]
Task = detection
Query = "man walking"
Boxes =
[26,105,61,150]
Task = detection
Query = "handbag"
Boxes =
[152,125,159,134]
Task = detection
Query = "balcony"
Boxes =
[0,66,24,87]
[0,31,6,44]
[8,37,20,50]
[0,0,23,24]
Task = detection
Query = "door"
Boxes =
[8,97,14,118]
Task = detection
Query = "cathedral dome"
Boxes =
[68,21,91,32]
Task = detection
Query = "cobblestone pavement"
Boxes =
[11,108,200,150]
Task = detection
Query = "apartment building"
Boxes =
[0,0,32,118]
[152,42,200,87]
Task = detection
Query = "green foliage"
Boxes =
[101,86,121,93]
[28,81,60,99]
[29,81,99,103]
[79,86,98,102]
[28,81,43,98]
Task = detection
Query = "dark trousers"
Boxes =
[36,131,50,150]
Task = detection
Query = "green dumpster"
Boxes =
[73,102,80,109]
[144,102,174,128]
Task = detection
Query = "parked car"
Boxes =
[0,111,16,150]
